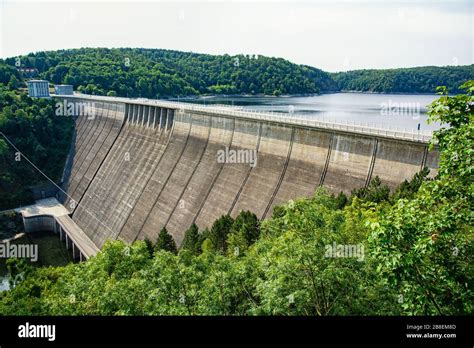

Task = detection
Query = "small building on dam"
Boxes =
[27,80,50,98]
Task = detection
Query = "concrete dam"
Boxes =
[50,94,438,254]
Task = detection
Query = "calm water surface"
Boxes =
[178,93,441,132]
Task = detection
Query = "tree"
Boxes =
[201,237,214,253]
[180,223,200,255]
[154,227,177,253]
[334,191,348,209]
[208,214,234,253]
[249,189,392,315]
[7,75,19,90]
[368,81,474,315]
[351,176,390,204]
[227,211,260,255]
[143,238,154,257]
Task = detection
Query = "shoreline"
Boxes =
[169,91,440,101]
[336,90,440,96]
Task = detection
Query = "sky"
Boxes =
[0,0,472,72]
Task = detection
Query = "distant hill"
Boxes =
[1,48,473,97]
[331,65,474,94]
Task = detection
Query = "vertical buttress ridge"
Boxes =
[262,126,295,219]
[365,138,379,187]
[319,132,335,187]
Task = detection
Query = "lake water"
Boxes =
[178,93,441,133]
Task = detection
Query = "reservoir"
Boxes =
[179,93,441,133]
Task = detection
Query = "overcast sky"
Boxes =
[0,0,472,72]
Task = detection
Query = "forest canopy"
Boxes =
[3,48,335,97]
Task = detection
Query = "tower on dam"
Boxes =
[35,94,439,254]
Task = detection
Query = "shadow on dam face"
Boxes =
[57,96,439,249]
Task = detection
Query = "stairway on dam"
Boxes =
[55,95,439,250]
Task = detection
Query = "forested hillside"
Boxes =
[3,48,472,98]
[332,65,474,93]
[3,48,337,97]
[0,64,74,209]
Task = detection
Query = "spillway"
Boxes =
[55,95,439,249]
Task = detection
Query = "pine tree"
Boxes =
[335,191,348,209]
[227,211,260,256]
[143,238,154,257]
[154,227,177,253]
[351,176,390,204]
[209,214,234,253]
[231,211,260,245]
[181,223,200,255]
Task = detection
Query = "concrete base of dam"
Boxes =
[16,198,98,259]
[55,95,439,250]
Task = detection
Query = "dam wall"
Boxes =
[55,95,439,249]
